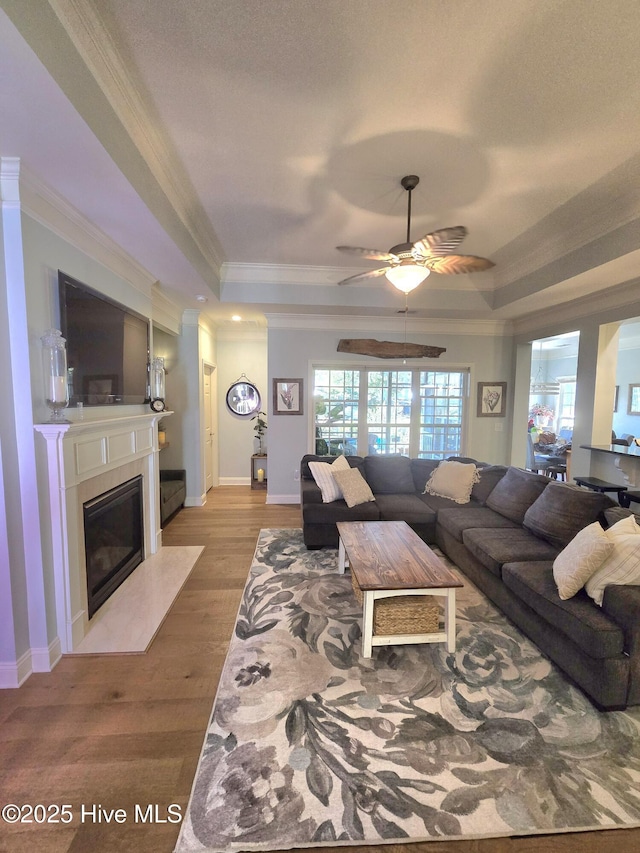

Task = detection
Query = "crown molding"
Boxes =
[264,313,511,337]
[494,152,640,289]
[46,0,224,272]
[16,163,158,298]
[0,157,21,207]
[182,309,201,327]
[222,262,493,292]
[512,277,640,339]
[151,286,183,335]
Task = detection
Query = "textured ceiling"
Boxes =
[2,0,640,330]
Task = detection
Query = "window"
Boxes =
[314,368,468,458]
[313,370,359,456]
[557,379,576,430]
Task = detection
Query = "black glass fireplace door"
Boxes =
[83,475,144,618]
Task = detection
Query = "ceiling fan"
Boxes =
[336,175,495,293]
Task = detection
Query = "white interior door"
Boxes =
[203,363,218,492]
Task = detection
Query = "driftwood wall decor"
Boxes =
[337,339,446,359]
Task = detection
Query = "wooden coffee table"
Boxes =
[337,520,463,658]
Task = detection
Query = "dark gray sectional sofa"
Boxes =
[300,453,640,710]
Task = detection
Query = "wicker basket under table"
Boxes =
[351,571,441,636]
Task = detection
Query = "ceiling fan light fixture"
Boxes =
[385,263,430,293]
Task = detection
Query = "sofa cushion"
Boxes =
[331,467,376,508]
[424,460,480,504]
[308,454,350,502]
[364,455,414,494]
[523,481,616,549]
[302,498,380,524]
[502,561,624,659]
[471,465,509,505]
[437,506,520,544]
[410,458,440,492]
[552,522,615,600]
[585,514,640,606]
[604,506,638,527]
[375,493,437,525]
[485,467,549,524]
[462,527,559,577]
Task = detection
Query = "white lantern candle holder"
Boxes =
[41,329,70,423]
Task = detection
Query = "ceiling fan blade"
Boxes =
[338,267,389,285]
[412,226,467,259]
[336,246,399,262]
[426,254,495,275]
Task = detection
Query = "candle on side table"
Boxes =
[257,468,265,483]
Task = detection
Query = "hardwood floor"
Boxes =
[0,487,638,853]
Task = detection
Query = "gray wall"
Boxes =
[614,336,640,439]
[266,324,515,501]
[217,333,268,484]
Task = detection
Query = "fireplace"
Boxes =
[83,475,144,618]
[34,412,164,652]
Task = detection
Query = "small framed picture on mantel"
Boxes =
[477,382,507,417]
[273,379,303,415]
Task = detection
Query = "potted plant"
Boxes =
[252,410,267,455]
[529,403,555,428]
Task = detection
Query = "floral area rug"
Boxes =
[175,529,640,852]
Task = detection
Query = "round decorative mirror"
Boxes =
[226,376,261,416]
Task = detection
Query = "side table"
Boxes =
[251,454,267,490]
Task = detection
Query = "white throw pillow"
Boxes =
[308,454,350,503]
[552,522,614,600]
[424,460,480,504]
[585,515,640,606]
[331,467,375,508]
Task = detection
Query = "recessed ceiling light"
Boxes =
[231,314,242,322]
[196,295,208,303]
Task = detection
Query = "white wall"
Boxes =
[266,322,515,502]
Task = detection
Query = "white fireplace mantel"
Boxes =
[34,411,169,653]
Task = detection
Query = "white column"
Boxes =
[0,157,54,683]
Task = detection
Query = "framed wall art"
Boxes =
[273,378,303,415]
[477,381,507,417]
[628,383,640,415]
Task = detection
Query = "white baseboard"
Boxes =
[0,636,63,688]
[218,477,251,486]
[0,649,32,688]
[266,494,300,505]
[31,637,62,672]
[184,494,206,507]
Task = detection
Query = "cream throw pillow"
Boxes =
[552,522,614,600]
[424,460,480,504]
[308,454,350,503]
[585,514,640,606]
[331,468,375,508]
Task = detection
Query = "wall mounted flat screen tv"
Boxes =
[58,271,150,406]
